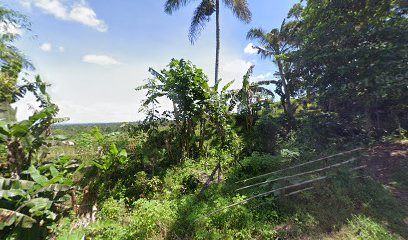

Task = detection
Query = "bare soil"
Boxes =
[364,140,408,203]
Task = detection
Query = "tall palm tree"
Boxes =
[247,20,298,128]
[164,0,251,85]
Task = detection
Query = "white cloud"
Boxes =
[40,43,52,52]
[20,0,108,32]
[34,0,67,19]
[58,46,65,52]
[69,4,108,32]
[252,72,272,81]
[244,43,258,55]
[82,54,121,65]
[221,59,253,89]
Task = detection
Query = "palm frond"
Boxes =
[222,80,235,93]
[251,86,274,96]
[253,46,274,59]
[223,0,251,23]
[164,0,194,14]
[246,28,268,44]
[189,0,214,44]
[253,79,280,86]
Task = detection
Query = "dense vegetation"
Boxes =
[1,0,407,239]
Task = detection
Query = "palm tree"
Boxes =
[247,20,298,128]
[164,0,251,85]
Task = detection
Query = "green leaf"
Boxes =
[28,165,49,186]
[91,160,105,170]
[222,80,235,93]
[0,189,27,199]
[28,109,48,124]
[0,208,36,230]
[119,149,127,158]
[10,120,32,137]
[49,166,59,178]
[119,149,128,164]
[36,184,71,194]
[0,178,35,190]
[109,144,119,155]
[0,121,10,137]
[25,198,53,217]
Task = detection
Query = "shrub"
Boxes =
[348,215,396,240]
[125,199,177,239]
[98,198,127,222]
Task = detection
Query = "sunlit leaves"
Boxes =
[0,208,36,230]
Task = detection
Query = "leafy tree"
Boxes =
[0,76,66,179]
[291,0,408,132]
[138,59,212,161]
[0,6,31,122]
[164,0,251,84]
[137,59,237,163]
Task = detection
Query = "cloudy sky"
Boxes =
[3,0,298,123]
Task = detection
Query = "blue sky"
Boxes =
[3,0,298,123]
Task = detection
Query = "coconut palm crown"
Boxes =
[164,0,251,84]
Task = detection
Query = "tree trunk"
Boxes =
[7,140,27,179]
[199,118,206,155]
[277,60,294,129]
[215,0,220,85]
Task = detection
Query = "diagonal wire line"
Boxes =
[204,176,328,218]
[236,157,356,191]
[235,148,365,184]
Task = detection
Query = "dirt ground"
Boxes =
[364,140,408,203]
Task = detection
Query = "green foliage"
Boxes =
[230,65,274,130]
[92,144,128,172]
[239,152,284,174]
[0,164,74,238]
[98,197,127,222]
[137,59,239,163]
[348,215,396,240]
[0,5,31,105]
[292,0,408,133]
[0,76,67,178]
[1,2,406,240]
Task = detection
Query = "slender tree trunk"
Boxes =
[277,60,294,129]
[215,0,220,85]
[7,140,27,179]
[199,118,206,155]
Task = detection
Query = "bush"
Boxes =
[239,152,285,174]
[125,199,178,239]
[98,198,127,222]
[246,115,282,154]
[348,215,396,240]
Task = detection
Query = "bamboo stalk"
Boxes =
[236,148,365,184]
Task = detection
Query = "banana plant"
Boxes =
[0,76,67,179]
[229,65,274,130]
[92,144,128,172]
[0,165,73,232]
